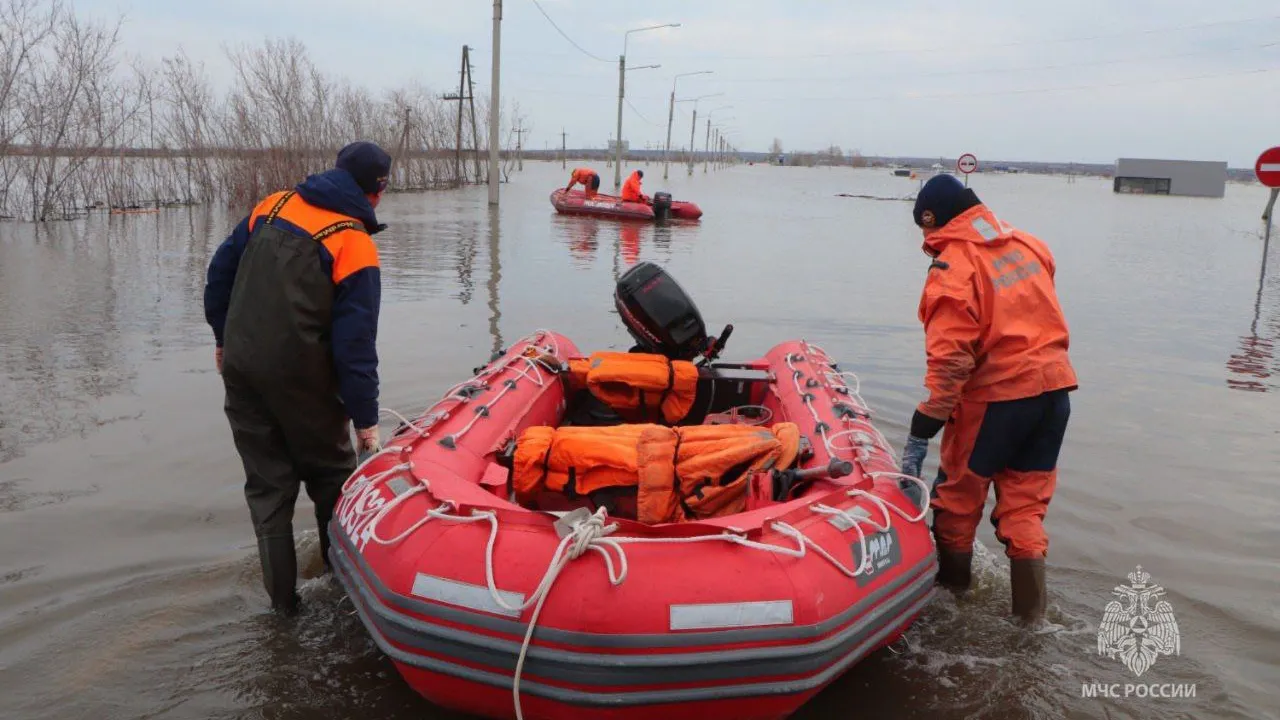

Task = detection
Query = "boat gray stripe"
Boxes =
[340,555,935,706]
[329,519,937,648]
[333,544,935,687]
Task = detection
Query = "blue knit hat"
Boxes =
[913,173,981,228]
[336,141,392,195]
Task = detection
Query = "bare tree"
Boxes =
[0,10,507,221]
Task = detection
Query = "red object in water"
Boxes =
[551,188,703,221]
[330,331,935,720]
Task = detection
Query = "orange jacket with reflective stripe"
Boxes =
[570,167,597,185]
[916,204,1077,420]
[621,171,644,202]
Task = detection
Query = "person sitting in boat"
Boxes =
[897,173,1077,628]
[620,169,650,204]
[566,166,601,199]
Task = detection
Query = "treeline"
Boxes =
[0,0,521,222]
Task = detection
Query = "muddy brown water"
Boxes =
[1,162,1277,720]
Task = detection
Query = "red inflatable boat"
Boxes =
[329,264,935,720]
[551,188,703,221]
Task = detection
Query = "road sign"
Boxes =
[1256,146,1280,188]
[957,153,978,175]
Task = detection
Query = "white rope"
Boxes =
[363,481,928,720]
[341,456,412,494]
[868,471,932,521]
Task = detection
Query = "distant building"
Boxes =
[1113,158,1226,198]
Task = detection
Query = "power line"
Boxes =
[511,14,1280,62]
[767,65,1280,103]
[626,98,661,126]
[527,0,611,63]
[512,64,1280,104]
[709,42,1280,84]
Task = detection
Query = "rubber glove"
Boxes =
[900,434,929,481]
[215,346,223,374]
[356,425,382,463]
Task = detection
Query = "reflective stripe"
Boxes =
[410,573,526,618]
[971,216,1000,241]
[386,476,414,496]
[670,600,794,630]
[826,505,872,531]
[330,516,934,648]
[337,543,936,706]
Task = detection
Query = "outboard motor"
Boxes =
[614,261,708,360]
[651,191,673,222]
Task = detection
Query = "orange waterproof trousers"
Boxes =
[931,389,1070,559]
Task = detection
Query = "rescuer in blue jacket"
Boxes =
[204,141,391,613]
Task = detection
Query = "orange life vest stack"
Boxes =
[513,422,800,524]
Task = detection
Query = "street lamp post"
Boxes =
[678,92,723,176]
[615,23,679,190]
[663,70,712,180]
[704,106,732,173]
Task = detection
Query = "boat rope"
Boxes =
[436,331,563,448]
[350,483,927,720]
[342,333,932,720]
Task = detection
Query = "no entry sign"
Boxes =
[957,153,978,175]
[1256,147,1280,188]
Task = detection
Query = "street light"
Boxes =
[615,23,680,189]
[677,92,723,176]
[704,105,732,172]
[663,70,712,180]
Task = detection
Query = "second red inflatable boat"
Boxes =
[330,262,935,720]
[551,188,703,221]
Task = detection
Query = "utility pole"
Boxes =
[513,125,528,171]
[488,0,501,205]
[396,106,411,187]
[561,129,567,168]
[467,50,481,182]
[663,70,712,181]
[704,117,711,174]
[615,55,625,188]
[663,88,675,180]
[686,107,697,176]
[615,23,679,190]
[443,45,471,184]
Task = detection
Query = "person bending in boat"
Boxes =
[204,141,391,614]
[620,169,650,204]
[899,174,1077,627]
[566,166,601,199]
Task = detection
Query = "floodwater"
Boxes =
[1,160,1277,720]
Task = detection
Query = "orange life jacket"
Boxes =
[566,352,699,424]
[621,171,644,202]
[570,167,597,185]
[512,422,801,524]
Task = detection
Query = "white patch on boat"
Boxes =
[386,476,413,496]
[826,505,872,531]
[410,574,526,618]
[669,600,794,631]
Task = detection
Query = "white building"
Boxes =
[1113,158,1227,198]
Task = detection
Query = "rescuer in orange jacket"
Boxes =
[566,166,601,199]
[898,174,1077,627]
[620,169,649,204]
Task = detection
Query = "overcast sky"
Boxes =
[80,0,1280,167]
